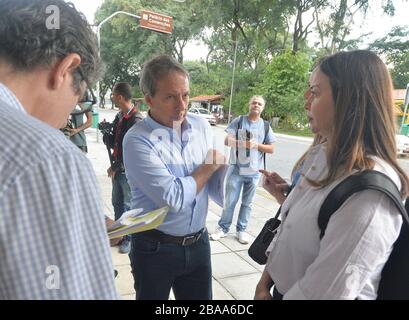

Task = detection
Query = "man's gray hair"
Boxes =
[0,0,104,93]
[139,55,188,97]
[249,95,266,106]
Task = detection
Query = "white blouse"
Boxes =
[265,143,403,300]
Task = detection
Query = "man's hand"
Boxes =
[192,149,226,194]
[107,166,116,178]
[105,217,122,246]
[68,128,79,136]
[259,170,290,205]
[245,139,258,150]
[204,149,226,168]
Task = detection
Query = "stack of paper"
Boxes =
[107,206,169,239]
[208,164,229,208]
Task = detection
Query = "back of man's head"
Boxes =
[113,82,133,101]
[0,0,103,92]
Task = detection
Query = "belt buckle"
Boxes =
[182,235,195,246]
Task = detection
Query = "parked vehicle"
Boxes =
[188,107,217,125]
[396,134,409,156]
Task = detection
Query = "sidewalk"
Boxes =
[84,118,280,300]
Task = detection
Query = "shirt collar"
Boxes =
[146,111,192,133]
[0,82,27,114]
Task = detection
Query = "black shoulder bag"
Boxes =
[248,207,282,265]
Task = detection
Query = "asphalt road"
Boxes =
[210,124,409,183]
[96,109,409,181]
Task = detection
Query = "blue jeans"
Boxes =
[112,171,131,241]
[129,230,212,300]
[218,166,259,232]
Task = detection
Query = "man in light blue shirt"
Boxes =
[123,55,225,300]
[210,96,276,244]
[0,0,117,299]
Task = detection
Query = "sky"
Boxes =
[70,0,409,61]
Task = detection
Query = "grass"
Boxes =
[273,126,314,137]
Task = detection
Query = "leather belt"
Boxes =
[140,228,206,246]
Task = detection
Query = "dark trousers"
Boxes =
[129,230,212,300]
[112,171,131,242]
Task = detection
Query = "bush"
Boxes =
[254,51,311,126]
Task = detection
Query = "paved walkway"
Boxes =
[85,109,281,300]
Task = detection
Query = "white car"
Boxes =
[188,107,217,125]
[396,134,409,156]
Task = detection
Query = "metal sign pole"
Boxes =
[227,40,238,124]
[400,83,409,134]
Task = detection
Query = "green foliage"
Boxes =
[370,26,409,89]
[391,52,409,89]
[94,0,206,106]
[184,60,231,98]
[254,51,311,126]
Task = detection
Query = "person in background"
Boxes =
[68,90,94,153]
[210,96,276,244]
[104,82,143,254]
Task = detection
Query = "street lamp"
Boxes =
[400,83,409,134]
[227,39,238,124]
[95,11,141,142]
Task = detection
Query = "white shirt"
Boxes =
[0,83,118,299]
[265,142,402,300]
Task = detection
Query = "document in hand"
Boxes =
[107,206,169,239]
[208,164,229,208]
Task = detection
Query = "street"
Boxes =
[210,122,409,181]
[96,108,409,181]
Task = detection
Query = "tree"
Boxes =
[290,0,327,53]
[94,0,206,106]
[370,26,409,88]
[314,0,400,54]
[254,51,311,126]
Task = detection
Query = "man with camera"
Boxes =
[102,82,143,254]
[210,95,276,244]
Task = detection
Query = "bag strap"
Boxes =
[235,116,244,158]
[262,120,269,170]
[318,170,409,239]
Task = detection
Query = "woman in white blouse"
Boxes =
[254,50,409,300]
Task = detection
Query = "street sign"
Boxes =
[140,10,173,34]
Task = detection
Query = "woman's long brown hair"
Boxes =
[308,50,409,197]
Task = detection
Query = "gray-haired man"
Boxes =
[0,0,118,299]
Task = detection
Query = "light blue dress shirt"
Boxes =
[0,83,118,299]
[123,113,213,236]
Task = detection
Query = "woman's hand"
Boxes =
[254,270,274,300]
[259,170,290,205]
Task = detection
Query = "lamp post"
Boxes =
[400,83,409,135]
[227,39,238,124]
[95,11,141,142]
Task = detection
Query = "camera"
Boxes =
[98,120,114,147]
[98,120,113,136]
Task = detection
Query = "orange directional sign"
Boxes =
[140,10,173,34]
